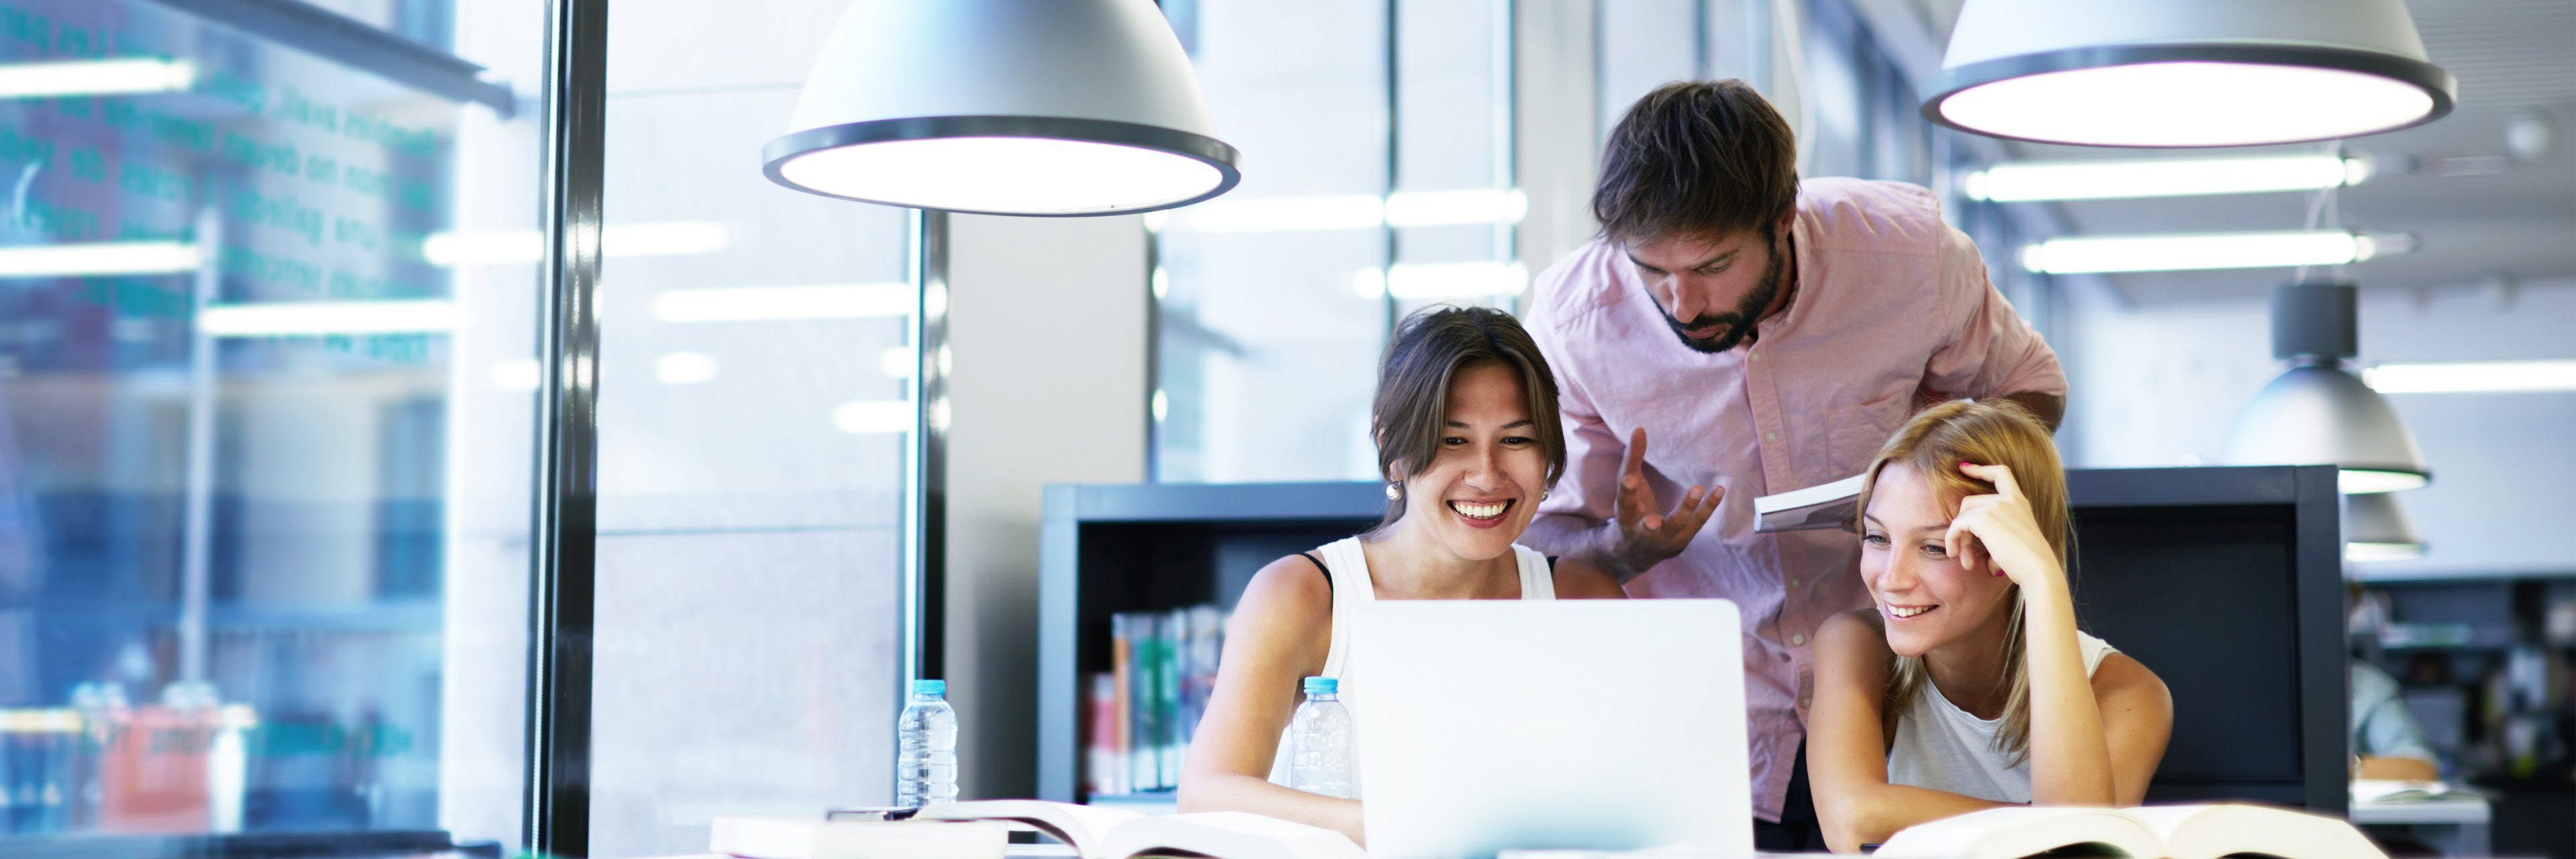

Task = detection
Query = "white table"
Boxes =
[2351,796,2493,856]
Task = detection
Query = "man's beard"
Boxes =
[1658,232,1785,354]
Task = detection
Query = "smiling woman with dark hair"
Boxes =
[1175,305,1624,844]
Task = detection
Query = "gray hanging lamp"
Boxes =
[2222,280,2429,493]
[2343,492,2424,562]
[762,0,1241,216]
[1926,0,2455,148]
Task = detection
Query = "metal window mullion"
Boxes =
[1383,0,1401,332]
[524,0,608,854]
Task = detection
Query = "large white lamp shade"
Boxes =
[1927,0,2455,147]
[763,0,1241,216]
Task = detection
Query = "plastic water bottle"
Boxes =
[1288,676,1354,798]
[895,679,958,808]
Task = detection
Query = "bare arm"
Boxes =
[1548,558,1629,599]
[1808,610,2012,852]
[2086,653,2175,806]
[1949,463,2167,806]
[1175,557,1364,842]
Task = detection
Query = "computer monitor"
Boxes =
[1352,599,1753,859]
[2064,465,2347,815]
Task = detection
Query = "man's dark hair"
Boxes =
[1371,306,1567,526]
[1593,79,1800,245]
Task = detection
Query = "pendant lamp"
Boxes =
[2343,492,2425,562]
[2222,281,2429,493]
[762,0,1241,216]
[1926,0,2455,147]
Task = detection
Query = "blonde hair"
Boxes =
[1853,400,2070,765]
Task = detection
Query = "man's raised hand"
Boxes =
[1611,427,1723,574]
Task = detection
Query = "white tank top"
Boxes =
[1265,536,1558,794]
[1884,631,2118,803]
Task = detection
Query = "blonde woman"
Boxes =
[1807,401,2172,852]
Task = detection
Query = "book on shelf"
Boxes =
[1752,473,1864,534]
[918,799,1363,859]
[1874,803,2387,859]
[1094,605,1226,795]
[710,816,1006,859]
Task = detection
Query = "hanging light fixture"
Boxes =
[2343,492,2425,562]
[2222,280,2429,493]
[762,0,1241,216]
[1925,0,2455,147]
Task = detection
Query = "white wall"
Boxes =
[943,214,1151,799]
[2062,278,2576,578]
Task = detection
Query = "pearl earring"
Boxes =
[1385,483,1401,501]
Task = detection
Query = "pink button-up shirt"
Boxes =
[1522,178,2066,821]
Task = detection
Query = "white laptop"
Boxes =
[1350,599,1752,859]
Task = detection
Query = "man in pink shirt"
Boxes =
[1520,81,2066,850]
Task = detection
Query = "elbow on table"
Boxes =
[1814,791,1894,854]
[1174,773,1221,813]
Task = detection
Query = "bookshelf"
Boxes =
[1036,482,1381,803]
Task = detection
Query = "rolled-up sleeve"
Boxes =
[1923,225,2067,399]
[1524,299,1623,530]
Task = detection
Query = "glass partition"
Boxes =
[0,0,541,847]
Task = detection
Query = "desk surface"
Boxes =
[2349,796,2494,825]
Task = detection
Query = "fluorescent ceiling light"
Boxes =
[880,346,914,378]
[423,221,730,266]
[1962,155,2368,201]
[491,359,543,392]
[2347,542,2425,562]
[1386,189,1527,228]
[0,241,201,277]
[199,299,456,336]
[1156,189,1525,234]
[2363,360,2576,394]
[0,58,196,99]
[655,352,718,385]
[2020,230,2386,274]
[1351,262,1529,301]
[833,399,915,435]
[651,283,913,323]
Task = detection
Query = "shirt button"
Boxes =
[1790,634,1807,646]
[1799,697,1812,709]
[1764,431,1777,443]
[1788,577,1801,587]
[1749,350,1758,362]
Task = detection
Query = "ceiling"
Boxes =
[1908,0,2576,306]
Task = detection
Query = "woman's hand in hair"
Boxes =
[1942,462,2063,593]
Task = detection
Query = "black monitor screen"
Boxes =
[2069,503,2308,799]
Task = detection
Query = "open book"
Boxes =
[918,799,1366,859]
[1874,804,2387,859]
[711,816,1007,859]
[1753,473,1864,533]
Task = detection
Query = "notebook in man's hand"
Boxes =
[1752,474,1864,533]
[1874,803,2387,859]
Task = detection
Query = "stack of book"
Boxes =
[1088,605,1226,797]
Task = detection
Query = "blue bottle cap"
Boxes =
[1302,676,1336,695]
[912,678,947,696]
